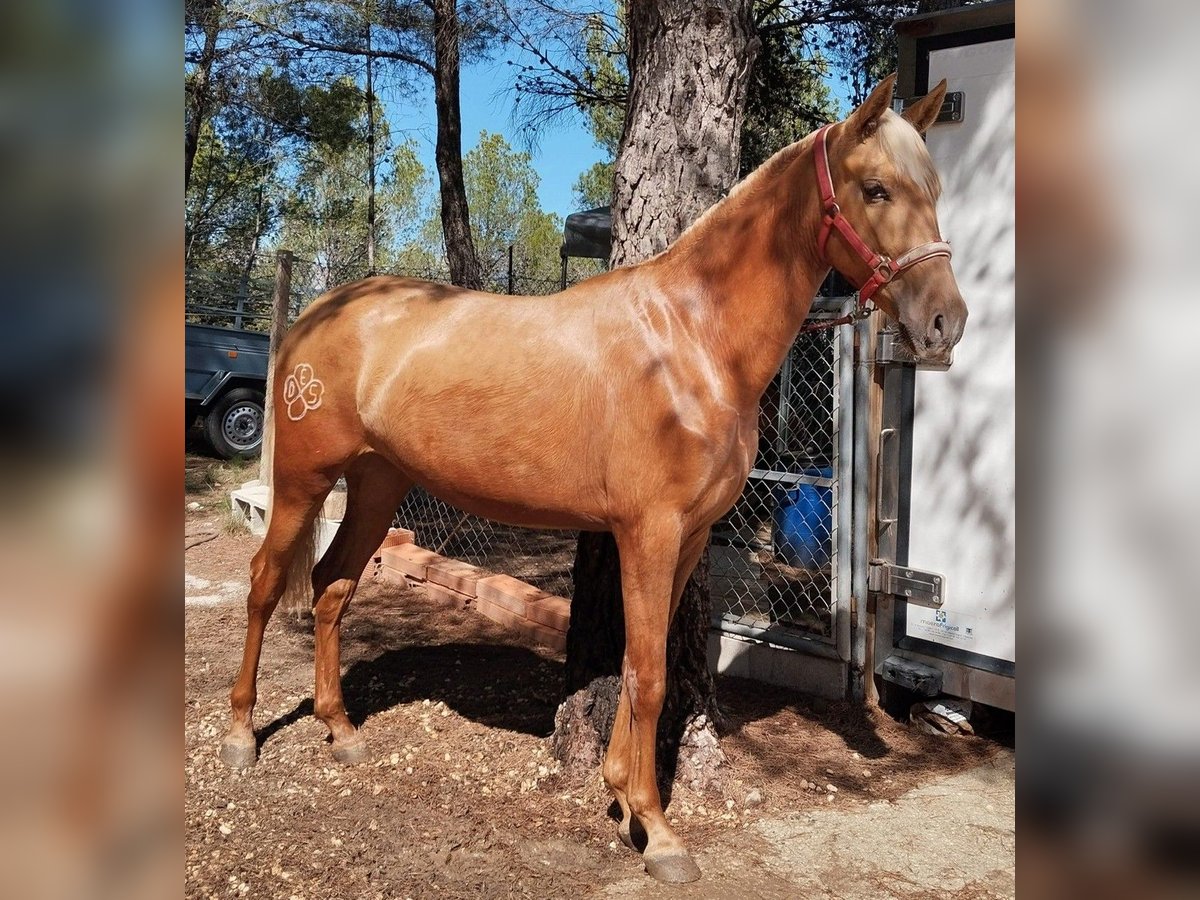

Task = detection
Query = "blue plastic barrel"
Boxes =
[772,467,832,569]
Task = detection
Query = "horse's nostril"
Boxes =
[933,313,946,339]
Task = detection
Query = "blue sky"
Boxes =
[383,50,856,223]
[381,55,610,222]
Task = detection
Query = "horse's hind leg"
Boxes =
[220,478,334,769]
[310,453,412,764]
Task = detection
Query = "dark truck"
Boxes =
[186,323,270,458]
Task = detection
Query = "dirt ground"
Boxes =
[185,453,1014,899]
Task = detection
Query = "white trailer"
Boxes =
[868,0,1015,712]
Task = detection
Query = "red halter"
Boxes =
[803,124,951,332]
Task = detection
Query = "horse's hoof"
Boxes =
[332,739,370,766]
[618,821,637,851]
[644,851,701,884]
[219,738,257,770]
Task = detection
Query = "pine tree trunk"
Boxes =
[184,0,221,196]
[365,21,377,275]
[553,0,758,794]
[431,0,482,290]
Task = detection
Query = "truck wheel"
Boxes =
[204,388,265,460]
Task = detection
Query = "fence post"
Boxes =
[234,286,246,330]
[507,244,515,295]
[260,250,293,487]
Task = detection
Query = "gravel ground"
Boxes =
[185,454,1014,899]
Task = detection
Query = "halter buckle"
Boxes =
[872,257,896,284]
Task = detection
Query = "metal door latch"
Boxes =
[868,561,945,608]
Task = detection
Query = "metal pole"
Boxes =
[776,350,793,456]
[559,248,568,291]
[850,313,873,700]
[261,250,293,487]
[835,299,855,663]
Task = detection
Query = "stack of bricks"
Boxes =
[361,527,416,580]
[378,541,570,653]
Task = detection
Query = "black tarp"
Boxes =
[560,206,611,260]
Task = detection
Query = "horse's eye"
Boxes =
[863,182,890,202]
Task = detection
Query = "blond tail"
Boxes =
[262,400,319,618]
[278,511,319,618]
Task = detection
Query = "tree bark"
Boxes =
[610,0,759,267]
[365,18,377,275]
[431,0,482,289]
[185,0,222,196]
[555,0,758,794]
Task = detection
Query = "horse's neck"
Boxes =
[656,143,829,408]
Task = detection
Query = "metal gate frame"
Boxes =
[709,296,857,665]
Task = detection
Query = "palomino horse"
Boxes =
[220,74,966,883]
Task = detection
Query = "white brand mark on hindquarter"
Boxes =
[283,363,324,421]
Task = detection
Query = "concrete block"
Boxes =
[520,620,566,652]
[423,581,471,610]
[707,632,846,700]
[526,595,571,632]
[881,655,943,697]
[708,633,753,679]
[381,544,441,581]
[323,490,347,520]
[229,482,271,536]
[474,597,525,630]
[477,574,542,607]
[426,558,482,597]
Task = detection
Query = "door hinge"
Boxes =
[868,561,945,608]
[898,90,965,124]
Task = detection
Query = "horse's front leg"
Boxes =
[608,514,701,884]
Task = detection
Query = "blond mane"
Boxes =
[878,109,941,201]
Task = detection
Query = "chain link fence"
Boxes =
[394,491,578,599]
[709,298,850,648]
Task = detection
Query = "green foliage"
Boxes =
[518,1,948,207]
[281,119,439,290]
[578,10,626,157]
[572,160,613,210]
[740,23,838,174]
[186,62,365,276]
[563,9,626,209]
[186,119,279,275]
[818,1,988,104]
[256,70,362,153]
[458,131,563,286]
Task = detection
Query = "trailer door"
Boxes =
[882,33,1016,706]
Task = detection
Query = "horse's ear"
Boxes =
[846,73,897,141]
[902,78,948,134]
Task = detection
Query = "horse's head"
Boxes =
[819,74,967,363]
